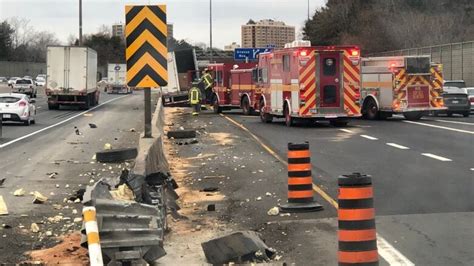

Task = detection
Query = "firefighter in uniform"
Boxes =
[189,82,202,116]
[200,69,214,104]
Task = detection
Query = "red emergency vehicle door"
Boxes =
[319,53,342,108]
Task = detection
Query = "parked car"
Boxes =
[7,77,20,87]
[12,79,37,98]
[466,88,474,111]
[23,75,33,80]
[35,77,46,87]
[0,93,36,125]
[0,77,7,83]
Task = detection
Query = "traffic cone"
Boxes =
[280,142,323,213]
[338,173,378,265]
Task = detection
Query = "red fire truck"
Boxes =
[208,62,258,114]
[257,41,362,126]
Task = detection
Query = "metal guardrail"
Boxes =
[370,40,474,87]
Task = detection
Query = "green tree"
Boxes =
[0,21,14,60]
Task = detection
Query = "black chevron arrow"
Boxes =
[128,64,167,87]
[126,6,144,23]
[127,41,167,70]
[126,18,167,47]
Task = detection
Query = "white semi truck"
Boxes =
[106,63,131,94]
[46,46,99,110]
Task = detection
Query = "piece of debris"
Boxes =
[88,123,97,128]
[267,207,279,216]
[72,209,78,215]
[110,184,135,201]
[32,191,48,204]
[200,187,219,192]
[96,148,137,163]
[195,225,202,231]
[2,224,12,229]
[55,184,60,188]
[45,231,53,237]
[13,188,26,196]
[207,204,216,212]
[103,143,112,150]
[0,178,6,186]
[48,216,63,223]
[201,231,276,264]
[74,127,81,135]
[0,196,8,216]
[167,130,197,139]
[31,223,40,233]
[129,128,136,132]
[256,196,262,201]
[65,184,70,188]
[47,172,58,179]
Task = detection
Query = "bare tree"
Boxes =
[8,17,35,48]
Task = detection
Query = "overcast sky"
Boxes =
[0,0,326,48]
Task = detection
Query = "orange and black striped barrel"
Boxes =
[338,173,378,266]
[287,142,313,203]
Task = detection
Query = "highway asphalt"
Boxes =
[0,84,157,262]
[222,111,474,265]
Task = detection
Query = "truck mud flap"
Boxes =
[96,148,138,163]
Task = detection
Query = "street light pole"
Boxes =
[209,0,213,63]
[307,0,310,21]
[79,0,83,45]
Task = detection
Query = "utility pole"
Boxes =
[79,0,83,46]
[209,0,213,63]
[307,0,310,21]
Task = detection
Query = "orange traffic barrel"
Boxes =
[338,173,378,265]
[280,142,323,212]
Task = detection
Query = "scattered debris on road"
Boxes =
[88,123,97,128]
[0,178,6,186]
[32,191,48,204]
[13,188,26,196]
[47,172,58,179]
[103,143,112,150]
[267,207,279,216]
[96,147,138,163]
[201,231,276,264]
[31,223,40,233]
[0,196,8,215]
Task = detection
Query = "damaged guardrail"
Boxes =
[80,91,181,265]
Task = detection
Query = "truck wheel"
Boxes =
[242,96,252,115]
[363,99,379,120]
[96,148,138,163]
[212,96,222,114]
[23,118,31,126]
[330,120,349,127]
[260,99,273,123]
[403,112,424,121]
[48,103,58,110]
[284,104,294,127]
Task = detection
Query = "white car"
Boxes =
[12,79,37,98]
[35,77,46,87]
[0,93,36,126]
[7,77,20,87]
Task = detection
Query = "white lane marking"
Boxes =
[404,120,474,135]
[0,95,128,149]
[339,129,354,133]
[377,234,415,266]
[421,153,452,162]
[433,119,474,126]
[386,143,410,150]
[360,135,378,140]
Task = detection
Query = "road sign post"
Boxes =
[125,5,168,138]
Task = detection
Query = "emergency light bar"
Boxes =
[285,40,311,48]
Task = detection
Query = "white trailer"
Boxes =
[106,63,131,94]
[46,46,99,110]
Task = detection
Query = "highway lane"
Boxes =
[224,112,474,265]
[0,85,128,145]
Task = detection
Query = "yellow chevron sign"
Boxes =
[125,5,168,87]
